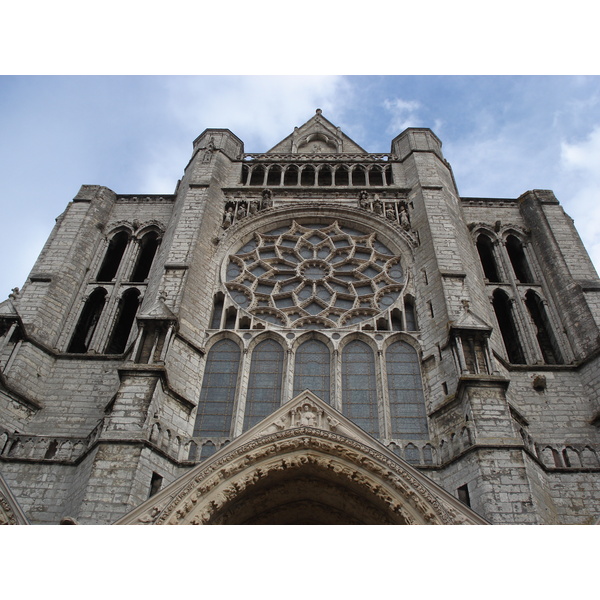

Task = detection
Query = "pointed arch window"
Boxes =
[97,231,129,281]
[476,234,501,282]
[243,339,284,431]
[105,288,140,354]
[492,289,525,364]
[193,339,240,438]
[283,165,299,186]
[525,290,563,364]
[68,288,107,353]
[506,235,534,283]
[130,231,160,282]
[293,339,331,404]
[342,340,379,437]
[386,341,429,439]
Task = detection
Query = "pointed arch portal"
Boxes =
[119,394,487,525]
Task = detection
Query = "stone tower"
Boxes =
[1,110,599,525]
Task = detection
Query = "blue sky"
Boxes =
[2,75,600,298]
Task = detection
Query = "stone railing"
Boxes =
[243,153,394,162]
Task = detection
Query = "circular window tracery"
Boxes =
[225,221,405,328]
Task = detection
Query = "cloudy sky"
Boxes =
[1,75,600,298]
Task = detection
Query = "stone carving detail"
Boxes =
[129,427,477,525]
[0,493,17,525]
[358,192,411,230]
[222,190,274,229]
[224,219,407,328]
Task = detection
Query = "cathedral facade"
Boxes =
[1,110,599,524]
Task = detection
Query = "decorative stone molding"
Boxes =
[117,392,488,525]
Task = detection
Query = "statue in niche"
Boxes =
[300,404,317,427]
[358,190,369,208]
[373,197,383,215]
[399,204,411,230]
[237,203,247,219]
[202,137,216,162]
[248,201,258,216]
[386,205,396,221]
[222,207,234,229]
[261,189,273,210]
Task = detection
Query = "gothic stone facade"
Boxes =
[1,111,600,525]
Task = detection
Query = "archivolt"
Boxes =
[137,428,471,525]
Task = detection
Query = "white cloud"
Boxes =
[383,98,422,133]
[560,126,600,272]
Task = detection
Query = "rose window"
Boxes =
[225,221,405,328]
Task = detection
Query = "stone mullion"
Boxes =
[281,348,294,405]
[378,347,392,440]
[512,292,541,364]
[232,347,250,438]
[332,348,342,412]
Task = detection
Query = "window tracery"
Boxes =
[224,220,407,329]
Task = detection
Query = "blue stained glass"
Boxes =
[386,341,428,439]
[193,340,240,438]
[243,339,284,431]
[294,339,331,404]
[342,340,379,437]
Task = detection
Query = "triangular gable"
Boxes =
[266,109,367,155]
[451,303,493,333]
[137,296,177,321]
[117,391,488,525]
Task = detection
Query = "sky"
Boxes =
[2,75,600,298]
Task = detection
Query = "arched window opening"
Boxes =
[391,309,403,331]
[386,341,429,440]
[293,339,331,404]
[96,231,129,281]
[105,288,141,354]
[476,234,501,282]
[376,317,389,331]
[238,315,252,329]
[492,289,526,364]
[525,290,563,364]
[224,306,237,329]
[369,167,383,186]
[192,339,240,444]
[200,441,217,461]
[335,166,349,186]
[300,166,315,186]
[342,340,379,437]
[243,339,284,431]
[283,165,299,186]
[404,298,417,331]
[241,164,250,184]
[210,293,224,329]
[130,231,160,282]
[249,166,265,186]
[506,235,534,283]
[266,165,281,187]
[352,166,366,187]
[317,166,332,186]
[384,165,394,185]
[404,443,420,464]
[68,288,108,353]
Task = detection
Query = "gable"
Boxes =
[266,109,367,155]
[117,391,488,525]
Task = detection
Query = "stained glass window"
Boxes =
[342,340,379,436]
[243,339,284,430]
[386,341,429,439]
[293,339,331,404]
[192,339,240,438]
